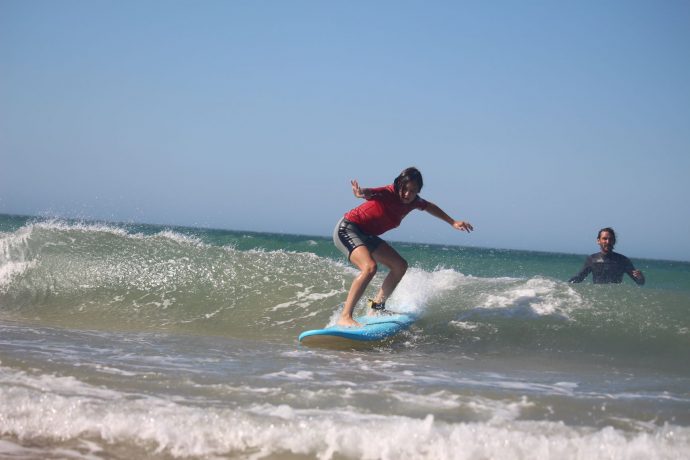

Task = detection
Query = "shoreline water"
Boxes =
[1,214,689,459]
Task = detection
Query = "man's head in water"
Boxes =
[597,227,617,254]
[394,167,423,204]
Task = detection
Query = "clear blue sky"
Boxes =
[2,1,689,261]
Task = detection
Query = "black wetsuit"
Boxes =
[569,251,643,285]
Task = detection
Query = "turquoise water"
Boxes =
[1,214,689,459]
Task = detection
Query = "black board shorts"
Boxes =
[333,218,384,260]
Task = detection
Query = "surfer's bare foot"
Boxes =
[337,317,362,327]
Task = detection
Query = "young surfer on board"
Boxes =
[333,167,473,327]
[568,227,645,285]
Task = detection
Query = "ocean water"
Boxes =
[1,213,689,459]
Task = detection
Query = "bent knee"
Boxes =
[361,261,378,278]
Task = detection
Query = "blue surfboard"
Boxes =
[298,312,417,347]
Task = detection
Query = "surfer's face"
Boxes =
[398,181,420,204]
[597,231,615,254]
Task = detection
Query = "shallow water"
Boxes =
[1,215,689,459]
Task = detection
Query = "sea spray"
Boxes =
[1,214,689,459]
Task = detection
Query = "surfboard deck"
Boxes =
[298,312,417,347]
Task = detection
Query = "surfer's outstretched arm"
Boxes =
[424,202,473,232]
[351,180,373,200]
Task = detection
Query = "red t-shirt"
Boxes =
[344,185,428,235]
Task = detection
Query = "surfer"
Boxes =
[568,227,645,285]
[333,167,473,327]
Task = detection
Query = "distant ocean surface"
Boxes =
[1,213,689,459]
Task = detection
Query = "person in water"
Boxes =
[568,227,645,285]
[333,167,473,327]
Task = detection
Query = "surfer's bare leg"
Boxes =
[338,246,377,327]
[371,242,408,311]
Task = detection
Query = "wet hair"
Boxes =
[393,167,424,195]
[597,227,617,246]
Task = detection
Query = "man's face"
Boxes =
[597,231,615,254]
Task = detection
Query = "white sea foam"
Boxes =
[1,367,688,460]
[0,226,36,293]
[465,277,584,320]
[387,268,470,313]
[0,439,104,460]
[21,218,206,247]
[262,370,315,381]
[271,288,343,312]
[153,229,204,246]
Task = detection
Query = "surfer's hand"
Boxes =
[453,221,473,232]
[351,180,368,199]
